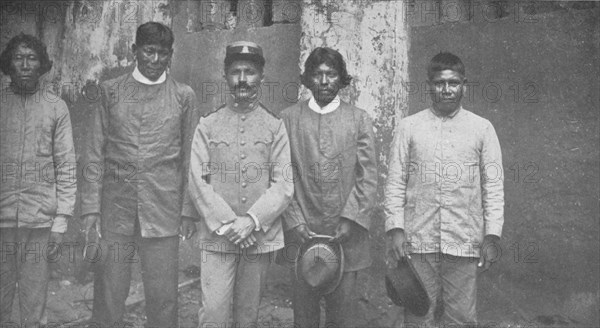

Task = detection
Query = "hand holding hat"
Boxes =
[478,234,501,272]
[332,217,355,244]
[387,228,409,262]
[291,224,316,245]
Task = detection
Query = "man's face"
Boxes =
[132,43,172,81]
[225,60,264,102]
[428,69,466,115]
[308,63,341,107]
[10,43,42,91]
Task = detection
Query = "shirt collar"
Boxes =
[132,66,167,85]
[430,106,462,119]
[226,94,260,113]
[308,95,341,115]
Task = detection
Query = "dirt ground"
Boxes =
[34,258,585,328]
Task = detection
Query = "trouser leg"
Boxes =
[404,253,442,328]
[198,250,236,328]
[138,235,179,328]
[440,254,478,326]
[232,251,272,327]
[17,228,51,328]
[0,228,18,324]
[324,271,358,328]
[91,230,134,328]
[292,268,321,328]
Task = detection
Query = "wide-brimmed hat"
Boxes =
[385,256,430,316]
[295,235,344,295]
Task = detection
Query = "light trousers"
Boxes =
[403,253,478,328]
[198,250,273,328]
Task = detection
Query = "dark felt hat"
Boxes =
[385,256,430,316]
[225,41,265,68]
[295,235,344,295]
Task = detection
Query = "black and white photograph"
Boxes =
[0,0,598,327]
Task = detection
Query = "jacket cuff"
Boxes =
[246,212,263,232]
[181,204,201,222]
[51,216,69,233]
[81,204,101,217]
[384,213,404,233]
[57,205,74,217]
[484,219,503,237]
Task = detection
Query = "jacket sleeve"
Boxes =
[383,119,410,232]
[187,118,238,232]
[339,111,378,230]
[80,83,108,216]
[247,120,294,232]
[282,198,307,231]
[53,100,77,217]
[481,122,504,237]
[279,109,307,231]
[180,87,201,220]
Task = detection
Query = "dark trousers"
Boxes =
[90,228,179,328]
[0,228,51,328]
[292,270,358,328]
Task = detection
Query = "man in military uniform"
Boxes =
[186,41,294,328]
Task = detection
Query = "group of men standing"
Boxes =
[0,20,503,328]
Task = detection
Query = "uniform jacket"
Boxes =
[384,107,504,258]
[0,86,76,228]
[279,100,378,271]
[80,73,200,237]
[185,101,294,254]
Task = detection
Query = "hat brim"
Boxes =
[224,53,265,68]
[385,257,430,316]
[295,235,344,295]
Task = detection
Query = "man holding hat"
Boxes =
[384,52,504,326]
[81,22,200,327]
[279,47,378,328]
[186,41,294,327]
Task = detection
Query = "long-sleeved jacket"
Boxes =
[279,100,378,272]
[1,87,76,228]
[185,102,294,254]
[384,107,504,257]
[80,73,199,237]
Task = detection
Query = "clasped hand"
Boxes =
[223,215,257,249]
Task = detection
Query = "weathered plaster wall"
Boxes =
[1,1,172,93]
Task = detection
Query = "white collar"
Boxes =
[132,66,167,85]
[308,95,341,115]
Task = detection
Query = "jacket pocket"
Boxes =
[36,124,53,157]
[253,135,274,156]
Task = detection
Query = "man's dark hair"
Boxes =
[301,47,352,88]
[0,33,52,76]
[135,22,174,49]
[427,52,465,80]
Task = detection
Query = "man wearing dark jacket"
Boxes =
[80,22,199,327]
[280,47,378,328]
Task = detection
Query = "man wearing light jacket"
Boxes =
[0,33,76,327]
[384,52,504,327]
[186,41,294,328]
